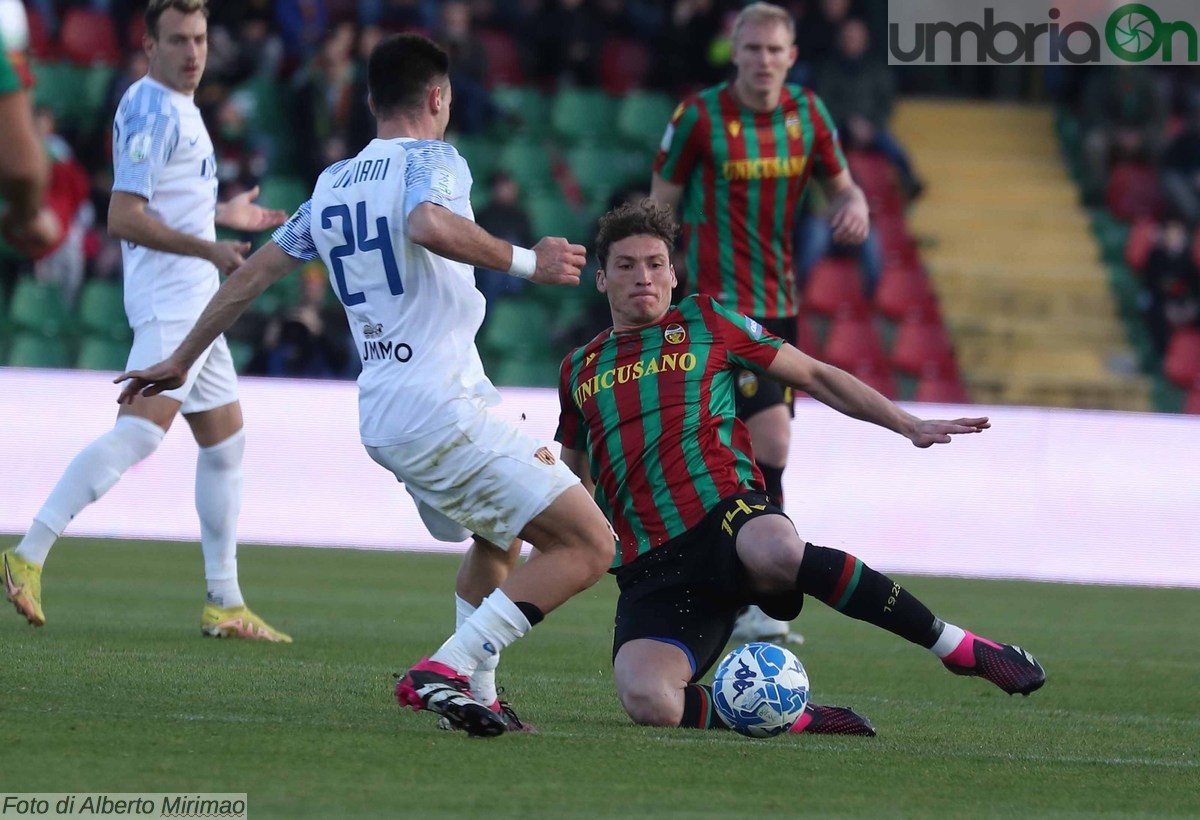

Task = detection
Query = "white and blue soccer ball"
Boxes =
[712,642,809,737]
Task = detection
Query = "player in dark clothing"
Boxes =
[556,201,1044,735]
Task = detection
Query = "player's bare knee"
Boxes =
[619,683,680,727]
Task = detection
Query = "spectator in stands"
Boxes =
[1142,220,1200,355]
[357,0,438,30]
[275,0,329,65]
[292,21,358,184]
[437,0,498,135]
[1162,97,1200,225]
[1081,66,1166,205]
[817,18,923,200]
[345,24,384,157]
[30,105,92,307]
[794,0,853,75]
[251,262,352,378]
[659,0,726,91]
[474,171,533,309]
[794,186,882,296]
[211,95,268,195]
[534,0,604,86]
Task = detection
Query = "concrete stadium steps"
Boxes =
[894,100,1149,410]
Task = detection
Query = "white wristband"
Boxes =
[508,246,537,279]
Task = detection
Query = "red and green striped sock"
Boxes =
[680,684,729,730]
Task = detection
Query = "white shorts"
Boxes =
[365,404,580,548]
[126,320,239,415]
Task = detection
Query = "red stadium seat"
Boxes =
[822,314,887,372]
[915,372,969,403]
[478,29,524,87]
[26,9,58,59]
[599,38,651,95]
[1185,386,1200,415]
[1124,219,1158,274]
[1163,326,1200,388]
[61,9,122,65]
[875,264,935,321]
[846,151,902,216]
[128,14,147,50]
[1104,162,1162,223]
[891,316,956,375]
[873,214,920,267]
[794,312,820,355]
[802,256,866,316]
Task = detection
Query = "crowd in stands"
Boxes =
[5,0,928,392]
[1057,65,1200,409]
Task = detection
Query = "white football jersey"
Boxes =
[273,138,499,447]
[112,76,219,326]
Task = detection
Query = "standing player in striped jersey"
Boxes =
[4,0,292,641]
[115,33,616,738]
[651,2,870,643]
[556,202,1044,734]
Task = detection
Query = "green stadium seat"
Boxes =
[31,63,114,132]
[491,355,559,388]
[455,134,499,186]
[9,278,71,337]
[567,145,622,201]
[489,86,551,139]
[259,175,310,216]
[77,279,131,341]
[76,336,129,371]
[7,333,70,368]
[551,89,617,145]
[227,339,255,373]
[498,140,555,192]
[526,193,584,243]
[616,91,676,152]
[481,300,550,357]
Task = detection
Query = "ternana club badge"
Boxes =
[534,447,556,466]
[663,323,687,344]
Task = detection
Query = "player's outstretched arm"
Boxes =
[821,170,870,246]
[215,185,289,232]
[114,241,300,403]
[408,202,585,285]
[766,344,989,447]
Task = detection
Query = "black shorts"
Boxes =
[611,491,802,681]
[734,315,797,422]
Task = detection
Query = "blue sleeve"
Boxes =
[112,110,180,200]
[403,141,463,216]
[272,199,319,262]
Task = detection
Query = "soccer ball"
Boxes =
[712,642,809,737]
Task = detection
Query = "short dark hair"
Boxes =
[595,200,679,269]
[368,33,450,119]
[145,0,208,39]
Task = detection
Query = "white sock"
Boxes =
[431,589,530,677]
[930,622,967,658]
[196,430,245,609]
[16,416,164,566]
[456,594,500,704]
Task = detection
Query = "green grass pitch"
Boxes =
[2,538,1197,818]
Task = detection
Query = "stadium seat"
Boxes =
[525,192,584,243]
[850,362,898,400]
[492,355,559,388]
[599,38,652,95]
[26,9,58,59]
[874,264,935,321]
[478,30,524,87]
[9,278,71,337]
[77,280,131,341]
[846,151,902,216]
[794,312,820,355]
[227,340,255,374]
[890,316,956,375]
[1124,219,1157,273]
[7,333,70,369]
[498,140,556,192]
[489,86,551,139]
[60,9,122,65]
[1104,162,1162,223]
[127,15,147,50]
[616,92,676,152]
[802,257,867,316]
[481,300,550,357]
[551,89,617,145]
[1163,327,1200,388]
[915,372,969,403]
[1185,386,1200,415]
[567,145,622,201]
[455,134,499,184]
[821,314,887,372]
[76,336,129,371]
[259,176,310,215]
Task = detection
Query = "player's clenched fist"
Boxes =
[531,236,587,286]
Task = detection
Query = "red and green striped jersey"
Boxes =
[654,82,847,320]
[556,295,784,568]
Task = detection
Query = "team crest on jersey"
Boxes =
[127,132,153,163]
[663,323,686,345]
[534,447,556,466]
[738,371,759,398]
[362,322,383,338]
[786,113,802,140]
[728,120,742,138]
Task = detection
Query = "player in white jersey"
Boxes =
[116,33,616,737]
[3,0,291,641]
